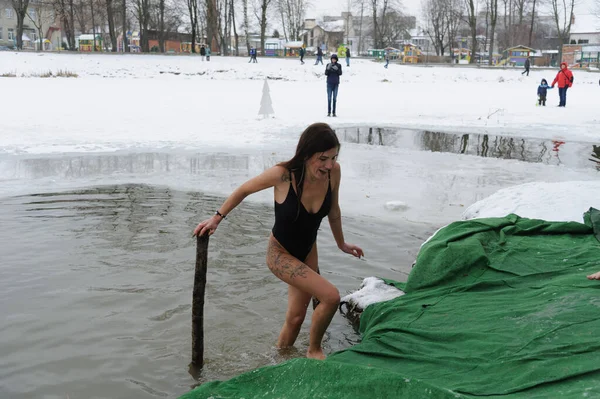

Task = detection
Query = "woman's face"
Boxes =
[306,147,338,181]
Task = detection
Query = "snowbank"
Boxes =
[462,180,600,222]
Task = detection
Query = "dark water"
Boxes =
[336,127,600,170]
[0,185,434,399]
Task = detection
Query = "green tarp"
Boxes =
[180,208,600,399]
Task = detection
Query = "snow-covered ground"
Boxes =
[463,181,600,222]
[0,52,598,224]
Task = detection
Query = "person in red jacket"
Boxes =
[551,62,574,107]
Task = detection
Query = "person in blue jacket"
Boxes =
[325,54,342,117]
[537,78,553,106]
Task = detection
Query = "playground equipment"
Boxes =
[403,44,421,63]
[78,34,103,52]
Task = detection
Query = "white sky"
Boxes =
[308,0,422,19]
[308,0,597,24]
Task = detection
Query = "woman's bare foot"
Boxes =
[306,348,326,360]
[587,272,600,280]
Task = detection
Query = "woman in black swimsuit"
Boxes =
[194,122,363,360]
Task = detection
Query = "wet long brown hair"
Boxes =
[278,123,340,219]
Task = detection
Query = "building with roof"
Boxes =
[0,0,60,49]
[562,14,600,67]
[569,14,600,45]
[302,17,346,54]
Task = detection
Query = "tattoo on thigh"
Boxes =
[268,240,308,279]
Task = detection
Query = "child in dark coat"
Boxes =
[537,79,553,106]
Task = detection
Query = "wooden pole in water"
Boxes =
[192,234,209,368]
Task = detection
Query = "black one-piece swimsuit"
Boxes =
[272,171,332,262]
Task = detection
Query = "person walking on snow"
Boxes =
[206,46,211,61]
[325,54,342,117]
[315,46,323,65]
[345,47,351,67]
[384,50,390,68]
[537,79,553,106]
[299,47,305,65]
[200,44,206,61]
[551,62,574,107]
[522,57,530,76]
[249,47,258,63]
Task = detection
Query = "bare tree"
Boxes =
[74,0,88,34]
[353,0,367,53]
[158,0,165,51]
[370,0,388,48]
[149,0,181,51]
[276,0,308,41]
[104,0,117,50]
[423,0,447,55]
[53,0,76,48]
[276,0,288,40]
[122,0,129,51]
[446,0,462,60]
[488,0,497,63]
[230,0,238,54]
[206,0,220,51]
[185,0,198,52]
[91,0,98,50]
[242,0,250,53]
[152,0,166,51]
[528,0,536,47]
[26,1,55,50]
[254,0,272,55]
[551,0,575,59]
[464,0,477,63]
[132,0,151,51]
[11,0,30,49]
[379,10,410,45]
[218,0,238,54]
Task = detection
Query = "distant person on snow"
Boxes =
[325,54,342,117]
[315,46,323,65]
[299,47,305,65]
[345,47,350,67]
[206,46,211,61]
[200,44,206,61]
[537,78,553,106]
[249,47,258,63]
[551,62,574,107]
[522,57,530,76]
[384,51,390,68]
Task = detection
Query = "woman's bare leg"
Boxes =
[587,271,600,280]
[277,285,311,348]
[267,236,340,360]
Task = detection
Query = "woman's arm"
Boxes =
[193,165,286,236]
[328,163,363,258]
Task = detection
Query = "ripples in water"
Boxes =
[0,184,433,399]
